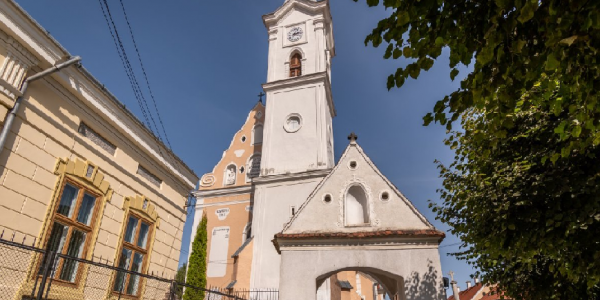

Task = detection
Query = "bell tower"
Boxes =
[260,0,336,176]
[250,0,337,290]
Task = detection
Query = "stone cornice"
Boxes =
[263,0,331,28]
[253,169,330,185]
[262,71,336,117]
[193,185,253,198]
[273,230,444,254]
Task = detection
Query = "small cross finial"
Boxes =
[348,132,358,142]
[448,271,455,281]
[258,92,265,103]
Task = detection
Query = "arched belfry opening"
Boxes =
[345,185,369,225]
[290,52,302,77]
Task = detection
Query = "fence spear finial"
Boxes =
[0,229,4,239]
[32,237,36,246]
[11,231,15,241]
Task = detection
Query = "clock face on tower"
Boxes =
[287,27,303,42]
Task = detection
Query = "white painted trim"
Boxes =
[194,199,251,209]
[253,169,330,185]
[193,185,253,198]
[277,237,442,251]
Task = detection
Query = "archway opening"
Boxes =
[316,267,405,300]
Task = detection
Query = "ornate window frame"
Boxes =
[18,158,114,299]
[110,195,160,299]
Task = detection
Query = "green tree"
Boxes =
[433,90,600,299]
[183,213,207,300]
[175,263,187,298]
[351,0,600,298]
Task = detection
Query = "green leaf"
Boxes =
[450,68,459,81]
[477,45,495,65]
[572,125,582,138]
[554,121,567,134]
[383,44,393,59]
[545,53,560,71]
[403,46,413,58]
[397,11,410,26]
[435,37,444,46]
[393,48,402,59]
[423,113,434,126]
[518,1,538,23]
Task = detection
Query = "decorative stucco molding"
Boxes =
[0,31,39,100]
[193,185,253,198]
[54,157,113,201]
[337,177,378,228]
[123,195,161,228]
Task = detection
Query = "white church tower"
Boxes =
[251,0,336,289]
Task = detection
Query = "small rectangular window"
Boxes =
[78,123,117,155]
[136,165,162,187]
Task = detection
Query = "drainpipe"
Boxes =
[0,56,81,152]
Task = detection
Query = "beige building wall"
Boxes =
[332,271,384,300]
[0,0,198,299]
[191,103,264,290]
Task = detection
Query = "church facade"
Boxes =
[189,0,446,299]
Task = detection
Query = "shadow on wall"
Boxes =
[404,260,442,300]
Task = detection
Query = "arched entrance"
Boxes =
[316,267,405,300]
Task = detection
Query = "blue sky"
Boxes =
[16,0,475,291]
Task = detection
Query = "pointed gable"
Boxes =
[198,102,265,190]
[281,138,440,235]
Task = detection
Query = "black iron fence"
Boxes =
[0,235,277,300]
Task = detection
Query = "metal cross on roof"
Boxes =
[258,92,265,103]
[348,132,358,142]
[448,271,455,281]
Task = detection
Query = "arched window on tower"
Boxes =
[345,185,370,225]
[290,53,302,77]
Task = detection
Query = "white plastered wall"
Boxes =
[249,176,324,289]
[279,248,446,300]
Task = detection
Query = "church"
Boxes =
[188,0,447,299]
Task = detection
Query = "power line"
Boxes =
[98,0,151,131]
[440,242,462,249]
[118,0,173,150]
[98,0,167,159]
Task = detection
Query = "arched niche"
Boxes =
[345,185,369,226]
[252,124,263,145]
[224,164,237,186]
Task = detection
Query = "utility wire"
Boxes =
[439,242,462,249]
[98,0,167,159]
[118,0,173,150]
[98,0,152,132]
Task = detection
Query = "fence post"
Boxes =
[168,280,177,300]
[36,250,56,300]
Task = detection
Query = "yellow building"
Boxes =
[0,0,198,299]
